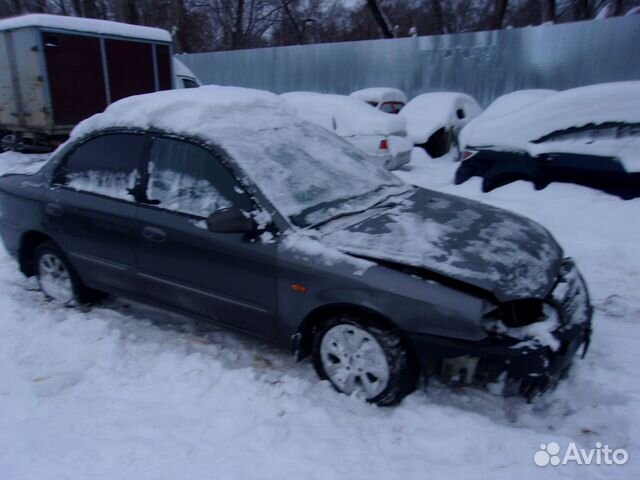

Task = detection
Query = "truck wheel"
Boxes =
[34,242,103,305]
[312,315,418,406]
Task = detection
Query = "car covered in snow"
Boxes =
[399,92,482,158]
[456,82,640,198]
[0,87,592,405]
[281,92,413,170]
[350,87,407,114]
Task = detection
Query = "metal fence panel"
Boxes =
[179,16,640,106]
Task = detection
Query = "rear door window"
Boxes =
[54,133,146,201]
[146,137,252,217]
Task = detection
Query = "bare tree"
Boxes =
[541,0,556,22]
[366,0,394,38]
[492,0,509,29]
[431,0,448,34]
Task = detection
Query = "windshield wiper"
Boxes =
[298,185,414,230]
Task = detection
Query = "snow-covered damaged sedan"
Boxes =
[0,87,592,406]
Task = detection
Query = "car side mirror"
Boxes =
[206,207,256,234]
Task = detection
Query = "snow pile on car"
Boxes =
[70,86,403,222]
[399,92,483,145]
[281,92,406,136]
[460,82,640,172]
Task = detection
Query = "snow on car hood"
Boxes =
[281,92,406,137]
[319,188,563,302]
[460,81,640,172]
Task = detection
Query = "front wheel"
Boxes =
[312,316,418,406]
[34,242,103,305]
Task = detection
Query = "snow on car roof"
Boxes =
[350,88,408,105]
[399,92,482,144]
[71,86,290,138]
[0,14,172,42]
[479,90,558,119]
[281,92,406,136]
[69,86,402,222]
[460,81,640,172]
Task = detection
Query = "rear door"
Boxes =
[135,136,278,338]
[45,132,147,293]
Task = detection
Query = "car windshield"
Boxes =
[216,121,412,227]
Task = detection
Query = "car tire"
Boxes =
[312,315,418,406]
[34,241,104,306]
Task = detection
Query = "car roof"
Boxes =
[350,88,408,105]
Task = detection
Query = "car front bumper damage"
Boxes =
[408,258,593,399]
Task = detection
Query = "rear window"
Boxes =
[379,102,405,114]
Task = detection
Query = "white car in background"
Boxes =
[281,92,413,170]
[173,57,202,89]
[350,87,407,114]
[400,92,482,158]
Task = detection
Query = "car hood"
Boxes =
[319,188,563,302]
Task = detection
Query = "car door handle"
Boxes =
[142,226,166,243]
[45,202,63,217]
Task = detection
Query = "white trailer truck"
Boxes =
[0,14,174,151]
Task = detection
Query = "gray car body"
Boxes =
[0,128,565,366]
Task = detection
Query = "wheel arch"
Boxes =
[293,303,417,365]
[19,230,54,277]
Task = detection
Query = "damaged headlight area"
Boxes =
[435,258,593,399]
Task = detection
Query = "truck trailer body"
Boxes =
[0,14,173,149]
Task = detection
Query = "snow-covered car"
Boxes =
[281,92,412,170]
[350,87,407,114]
[400,92,482,158]
[456,82,640,198]
[0,87,593,406]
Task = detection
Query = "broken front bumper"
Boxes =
[408,258,593,398]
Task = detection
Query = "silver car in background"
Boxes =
[281,92,413,170]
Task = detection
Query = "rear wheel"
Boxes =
[34,242,104,305]
[312,315,418,406]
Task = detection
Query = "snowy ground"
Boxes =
[0,150,638,479]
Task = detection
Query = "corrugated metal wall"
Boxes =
[179,16,640,106]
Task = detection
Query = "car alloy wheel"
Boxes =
[313,316,418,406]
[37,252,75,305]
[319,323,391,399]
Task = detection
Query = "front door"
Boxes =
[135,136,278,339]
